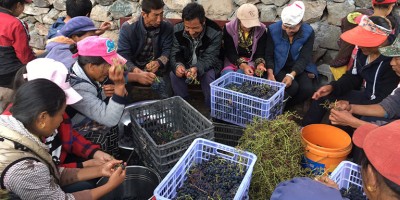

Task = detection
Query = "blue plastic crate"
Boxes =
[210,72,285,127]
[330,161,366,198]
[153,138,257,200]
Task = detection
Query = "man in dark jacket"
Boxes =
[170,3,222,107]
[118,0,173,98]
[0,0,35,88]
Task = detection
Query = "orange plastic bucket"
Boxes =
[301,124,352,173]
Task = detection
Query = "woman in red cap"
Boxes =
[302,16,400,128]
[272,120,400,200]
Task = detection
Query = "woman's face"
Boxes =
[36,103,66,137]
[359,46,380,55]
[390,57,400,76]
[240,22,252,33]
[89,62,110,82]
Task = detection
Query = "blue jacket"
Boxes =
[45,36,76,69]
[47,17,65,39]
[117,16,173,73]
[267,21,318,76]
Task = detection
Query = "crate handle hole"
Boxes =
[216,149,234,158]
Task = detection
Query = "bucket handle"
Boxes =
[305,149,329,163]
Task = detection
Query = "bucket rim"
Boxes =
[301,124,352,151]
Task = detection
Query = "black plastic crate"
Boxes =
[129,96,214,177]
[213,121,244,147]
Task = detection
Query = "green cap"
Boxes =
[379,37,400,57]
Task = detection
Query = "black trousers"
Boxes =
[275,71,315,107]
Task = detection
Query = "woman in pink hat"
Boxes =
[221,3,267,77]
[68,36,127,157]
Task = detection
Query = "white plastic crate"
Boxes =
[153,138,257,200]
[330,161,366,198]
[210,72,285,127]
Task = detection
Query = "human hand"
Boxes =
[109,62,125,86]
[185,67,198,79]
[134,71,156,85]
[102,84,115,97]
[96,21,112,35]
[240,63,254,76]
[176,65,186,78]
[282,75,293,88]
[145,60,160,73]
[106,165,126,188]
[314,176,339,189]
[93,151,114,163]
[335,100,351,112]
[329,109,359,128]
[100,160,125,177]
[255,64,266,77]
[312,85,333,100]
[83,158,108,167]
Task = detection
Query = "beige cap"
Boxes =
[237,3,260,28]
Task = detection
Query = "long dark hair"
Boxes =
[10,79,66,131]
[360,150,400,197]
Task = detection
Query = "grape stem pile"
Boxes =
[174,156,245,200]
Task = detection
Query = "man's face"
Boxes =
[142,8,163,28]
[184,18,204,39]
[282,23,301,37]
[390,56,400,76]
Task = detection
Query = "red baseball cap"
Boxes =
[372,0,397,4]
[353,120,400,185]
[24,0,33,3]
[341,15,390,47]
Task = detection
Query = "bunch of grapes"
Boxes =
[174,156,245,200]
[340,185,367,200]
[225,81,277,100]
[185,69,200,85]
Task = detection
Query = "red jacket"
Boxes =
[2,106,100,168]
[0,7,35,75]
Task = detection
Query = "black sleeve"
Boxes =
[291,31,315,75]
[254,30,267,62]
[330,69,363,96]
[265,30,275,70]
[223,26,239,66]
[117,22,137,72]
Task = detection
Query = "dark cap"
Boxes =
[60,16,98,37]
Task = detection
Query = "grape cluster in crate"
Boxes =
[174,156,245,199]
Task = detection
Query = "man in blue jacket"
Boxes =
[265,1,318,108]
[170,3,222,107]
[117,0,173,99]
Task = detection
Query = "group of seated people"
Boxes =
[0,0,400,198]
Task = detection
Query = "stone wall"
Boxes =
[21,0,391,67]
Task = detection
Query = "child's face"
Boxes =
[12,2,25,17]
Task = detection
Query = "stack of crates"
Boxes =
[129,96,214,177]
